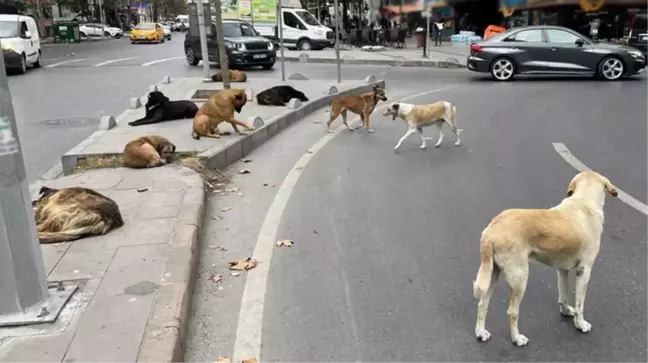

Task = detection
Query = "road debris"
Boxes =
[212,216,223,220]
[276,239,294,247]
[214,357,231,363]
[306,149,314,154]
[137,188,148,193]
[221,207,232,212]
[242,159,253,163]
[226,187,240,192]
[230,258,259,271]
[241,359,258,363]
[211,274,223,283]
[230,271,241,277]
[313,120,322,124]
[238,169,251,174]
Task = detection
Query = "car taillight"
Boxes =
[470,44,483,53]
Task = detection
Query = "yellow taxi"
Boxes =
[130,22,165,43]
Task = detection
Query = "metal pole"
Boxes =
[424,10,430,58]
[0,55,48,317]
[195,0,212,82]
[250,0,254,27]
[213,0,231,88]
[333,0,340,83]
[278,3,285,82]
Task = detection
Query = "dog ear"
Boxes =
[566,180,576,197]
[604,180,618,197]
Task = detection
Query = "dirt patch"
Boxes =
[74,155,123,172]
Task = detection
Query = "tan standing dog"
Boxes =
[473,171,618,347]
[326,85,388,133]
[382,101,461,152]
[122,135,176,168]
[192,89,254,139]
[211,70,248,82]
[33,186,124,243]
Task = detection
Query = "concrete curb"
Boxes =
[198,80,386,170]
[136,183,205,363]
[278,55,466,68]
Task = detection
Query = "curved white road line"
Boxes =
[44,58,89,68]
[93,57,138,67]
[232,86,458,361]
[141,56,184,67]
[553,142,648,215]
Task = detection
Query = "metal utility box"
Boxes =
[53,21,81,43]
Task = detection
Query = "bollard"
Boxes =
[287,98,302,109]
[327,85,338,95]
[288,73,308,80]
[129,97,142,109]
[161,76,172,84]
[298,53,309,63]
[244,89,253,102]
[98,116,116,130]
[364,76,377,84]
[250,116,264,129]
[149,85,159,93]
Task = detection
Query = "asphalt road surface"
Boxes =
[186,73,647,362]
[12,36,468,181]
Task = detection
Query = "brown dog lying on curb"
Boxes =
[33,186,124,244]
[211,70,247,82]
[326,85,388,133]
[122,135,176,168]
[473,170,618,347]
[192,89,254,139]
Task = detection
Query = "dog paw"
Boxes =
[575,319,592,333]
[512,334,529,347]
[559,304,576,317]
[420,145,427,149]
[475,328,491,342]
[368,129,375,133]
[327,129,334,134]
[393,147,400,153]
[434,144,442,148]
[454,141,461,146]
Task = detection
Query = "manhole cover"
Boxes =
[43,117,98,126]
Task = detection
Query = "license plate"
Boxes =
[138,36,146,39]
[253,54,267,59]
[641,35,648,41]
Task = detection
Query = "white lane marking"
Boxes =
[553,142,648,215]
[232,86,458,361]
[93,57,138,67]
[141,56,184,66]
[44,58,89,68]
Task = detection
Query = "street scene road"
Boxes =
[4,33,647,362]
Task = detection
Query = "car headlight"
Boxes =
[224,41,233,49]
[1,40,14,51]
[267,42,273,50]
[236,43,246,51]
[314,30,325,36]
[628,50,644,59]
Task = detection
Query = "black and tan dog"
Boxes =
[122,135,176,168]
[33,186,124,244]
[256,85,309,106]
[211,70,248,82]
[192,89,254,139]
[326,85,388,133]
[128,91,199,127]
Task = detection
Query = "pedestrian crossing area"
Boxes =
[42,55,186,69]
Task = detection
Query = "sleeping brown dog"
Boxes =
[33,186,124,244]
[122,135,176,168]
[211,70,248,82]
[191,89,254,139]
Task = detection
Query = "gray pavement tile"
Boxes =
[41,243,72,277]
[134,190,184,219]
[0,330,76,362]
[48,249,116,281]
[66,218,175,252]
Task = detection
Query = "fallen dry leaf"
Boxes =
[214,357,230,363]
[230,258,258,271]
[226,187,240,192]
[137,188,148,193]
[313,120,322,124]
[241,359,258,363]
[230,271,241,277]
[242,159,253,163]
[211,274,223,283]
[221,207,232,212]
[238,169,251,174]
[275,239,294,247]
[212,216,223,220]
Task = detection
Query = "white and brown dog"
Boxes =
[382,101,462,152]
[473,171,618,347]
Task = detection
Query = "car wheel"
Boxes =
[17,53,27,74]
[80,31,86,37]
[104,31,112,38]
[262,63,274,70]
[186,46,199,66]
[490,57,515,81]
[33,50,42,68]
[297,39,312,51]
[598,56,624,81]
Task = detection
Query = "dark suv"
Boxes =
[627,12,647,62]
[184,19,276,70]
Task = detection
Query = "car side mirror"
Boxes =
[24,31,31,38]
[575,38,584,47]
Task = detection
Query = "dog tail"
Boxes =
[473,237,494,300]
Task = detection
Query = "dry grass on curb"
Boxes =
[72,153,230,190]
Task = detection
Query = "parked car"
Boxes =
[130,22,165,43]
[466,25,646,81]
[627,12,647,62]
[79,23,123,38]
[184,19,275,70]
[0,14,41,74]
[159,23,172,40]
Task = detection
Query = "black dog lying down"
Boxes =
[256,85,309,106]
[129,91,199,126]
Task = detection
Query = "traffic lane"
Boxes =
[8,64,179,180]
[261,84,647,361]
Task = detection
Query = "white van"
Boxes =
[255,8,334,51]
[0,14,42,74]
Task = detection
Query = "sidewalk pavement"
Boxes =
[278,43,469,68]
[0,74,385,362]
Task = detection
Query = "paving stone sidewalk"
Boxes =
[0,165,204,362]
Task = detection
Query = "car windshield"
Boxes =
[295,11,321,26]
[0,21,18,38]
[633,14,647,32]
[222,22,258,37]
[135,23,154,30]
